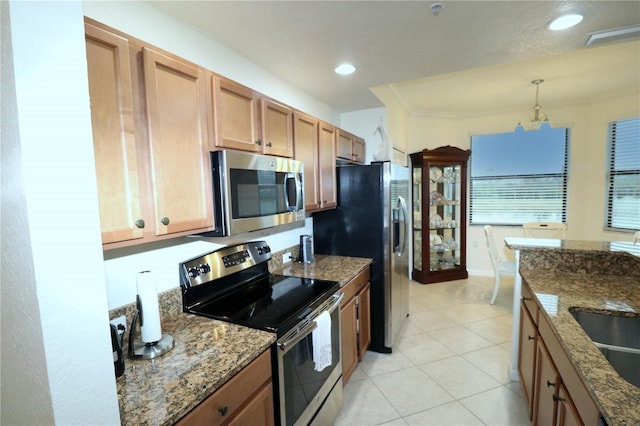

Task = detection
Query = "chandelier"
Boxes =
[518,79,550,129]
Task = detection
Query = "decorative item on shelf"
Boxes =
[429,167,443,183]
[429,213,443,228]
[430,191,444,205]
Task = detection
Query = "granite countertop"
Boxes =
[521,269,640,426]
[272,254,372,285]
[505,237,640,258]
[115,254,371,425]
[116,314,275,426]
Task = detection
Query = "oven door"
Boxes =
[277,292,343,426]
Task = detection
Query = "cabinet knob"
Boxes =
[135,219,145,229]
[521,296,532,301]
[266,142,272,147]
[160,217,170,226]
[255,139,262,145]
[546,380,556,388]
[218,406,228,416]
[552,395,565,402]
[528,335,535,341]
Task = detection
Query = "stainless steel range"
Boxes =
[180,241,344,426]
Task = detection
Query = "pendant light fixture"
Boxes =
[518,79,550,130]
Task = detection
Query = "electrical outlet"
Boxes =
[110,315,127,336]
[283,251,292,264]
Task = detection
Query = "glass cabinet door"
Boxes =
[428,165,461,271]
[412,165,422,272]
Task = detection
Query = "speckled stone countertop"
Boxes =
[112,252,370,425]
[116,313,275,426]
[515,240,640,426]
[271,254,372,285]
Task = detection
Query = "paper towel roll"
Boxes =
[136,271,162,343]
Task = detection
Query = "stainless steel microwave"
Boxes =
[201,150,305,237]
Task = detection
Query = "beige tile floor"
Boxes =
[334,275,532,426]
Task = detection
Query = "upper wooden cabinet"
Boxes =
[336,129,365,164]
[293,113,337,212]
[213,77,294,157]
[317,122,337,210]
[85,23,144,245]
[261,97,294,157]
[213,77,260,153]
[84,19,214,249]
[142,47,213,236]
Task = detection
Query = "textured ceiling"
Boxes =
[147,1,640,114]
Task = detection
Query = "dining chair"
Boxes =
[522,221,567,239]
[483,225,516,304]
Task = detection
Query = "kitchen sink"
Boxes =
[569,308,640,388]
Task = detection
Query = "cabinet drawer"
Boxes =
[521,280,538,325]
[340,268,370,305]
[177,349,272,426]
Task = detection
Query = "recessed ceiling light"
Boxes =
[548,14,584,31]
[335,63,356,75]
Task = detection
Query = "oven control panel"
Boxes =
[179,241,272,288]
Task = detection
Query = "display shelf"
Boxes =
[410,146,470,284]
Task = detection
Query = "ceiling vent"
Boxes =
[585,25,640,46]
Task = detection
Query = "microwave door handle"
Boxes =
[283,172,295,212]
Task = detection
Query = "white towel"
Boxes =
[312,311,332,372]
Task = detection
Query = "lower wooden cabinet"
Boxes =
[518,279,601,426]
[176,349,274,426]
[340,267,371,382]
[517,284,538,419]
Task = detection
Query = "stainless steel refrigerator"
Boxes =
[313,161,410,353]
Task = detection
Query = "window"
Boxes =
[470,125,568,225]
[606,117,640,231]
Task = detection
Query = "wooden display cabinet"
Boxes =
[410,146,470,284]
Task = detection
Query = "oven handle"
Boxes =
[278,292,343,353]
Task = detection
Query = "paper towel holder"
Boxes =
[128,295,174,360]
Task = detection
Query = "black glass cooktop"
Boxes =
[188,274,339,336]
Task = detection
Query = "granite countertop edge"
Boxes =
[520,269,640,426]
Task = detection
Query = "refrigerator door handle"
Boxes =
[396,196,409,256]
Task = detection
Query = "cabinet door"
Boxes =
[143,48,213,236]
[85,23,144,244]
[352,136,365,164]
[293,112,320,212]
[261,98,293,158]
[533,340,559,426]
[336,130,353,160]
[226,382,274,426]
[214,77,260,152]
[555,384,581,426]
[357,282,371,360]
[340,297,358,383]
[518,304,537,419]
[318,122,337,210]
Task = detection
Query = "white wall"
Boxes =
[2,1,120,424]
[340,107,387,164]
[399,90,640,275]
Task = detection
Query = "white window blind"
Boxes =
[606,117,640,231]
[470,125,568,225]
